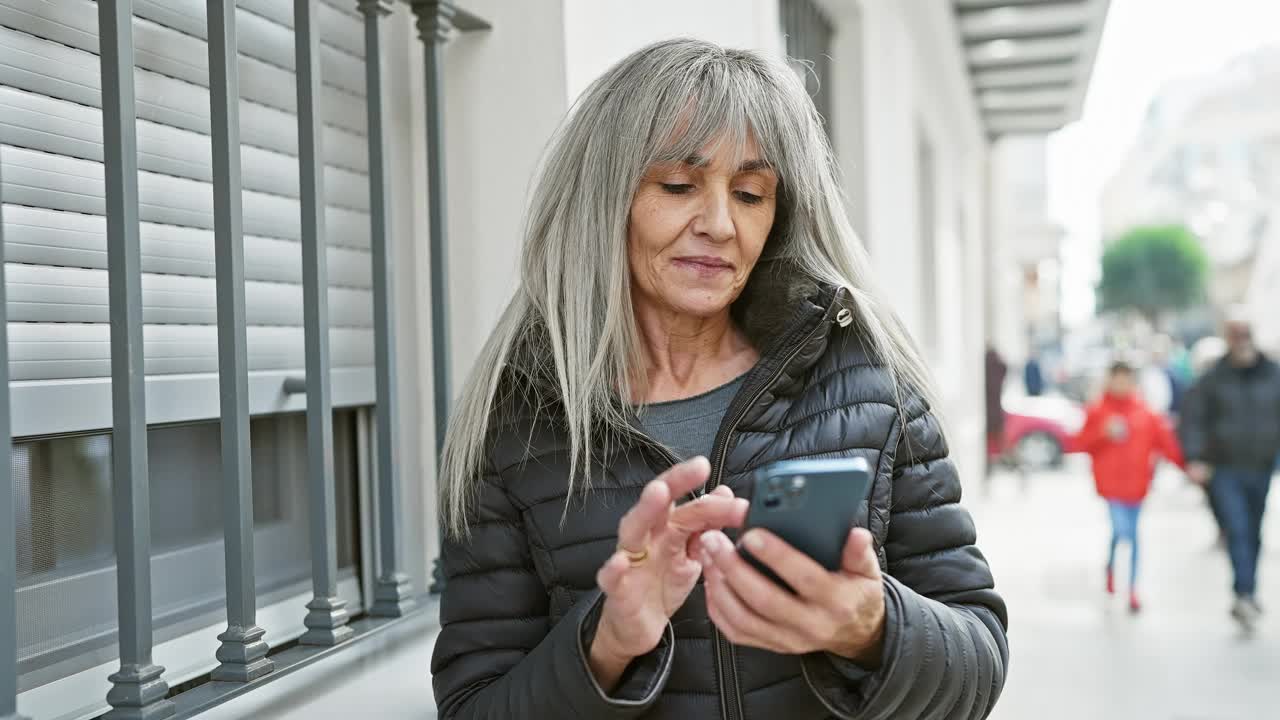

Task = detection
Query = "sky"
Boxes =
[1047,0,1280,327]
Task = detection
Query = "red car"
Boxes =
[990,395,1084,471]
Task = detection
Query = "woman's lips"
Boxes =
[673,256,733,277]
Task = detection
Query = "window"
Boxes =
[781,0,836,136]
[1,0,466,716]
[13,410,362,694]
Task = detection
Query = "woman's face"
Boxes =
[627,135,779,320]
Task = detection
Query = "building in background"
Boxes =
[989,135,1066,363]
[976,0,1112,374]
[1,1,1109,717]
[1101,45,1280,350]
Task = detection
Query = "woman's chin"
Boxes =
[653,280,741,316]
[657,293,735,319]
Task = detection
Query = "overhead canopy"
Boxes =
[954,0,1112,136]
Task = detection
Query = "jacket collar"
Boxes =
[728,263,853,417]
[732,260,846,352]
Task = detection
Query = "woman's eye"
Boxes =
[660,183,694,195]
[735,190,763,205]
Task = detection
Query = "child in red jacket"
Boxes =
[1072,361,1185,612]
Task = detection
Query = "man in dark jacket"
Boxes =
[1180,317,1280,629]
[1023,354,1045,397]
[985,345,1008,472]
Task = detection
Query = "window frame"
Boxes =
[14,407,374,719]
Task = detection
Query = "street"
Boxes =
[974,458,1279,720]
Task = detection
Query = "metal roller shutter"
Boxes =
[0,0,375,435]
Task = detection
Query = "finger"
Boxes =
[840,528,882,580]
[701,530,812,627]
[657,456,712,500]
[668,494,749,536]
[710,485,734,498]
[687,531,705,563]
[704,566,795,653]
[595,552,630,596]
[738,529,838,604]
[616,480,671,551]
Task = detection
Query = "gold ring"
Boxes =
[618,544,649,567]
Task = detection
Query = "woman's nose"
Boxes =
[693,189,735,244]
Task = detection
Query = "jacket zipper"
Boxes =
[714,630,743,720]
[706,289,846,720]
[706,290,845,493]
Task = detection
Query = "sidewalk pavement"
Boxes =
[971,458,1279,720]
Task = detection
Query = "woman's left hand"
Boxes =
[699,527,886,667]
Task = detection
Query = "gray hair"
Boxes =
[440,38,934,536]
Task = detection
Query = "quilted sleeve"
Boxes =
[430,461,675,719]
[803,404,1010,720]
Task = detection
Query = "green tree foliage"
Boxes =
[1097,224,1209,323]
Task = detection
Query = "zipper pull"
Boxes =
[835,307,853,327]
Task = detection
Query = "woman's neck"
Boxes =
[631,298,758,404]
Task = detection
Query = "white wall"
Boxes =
[562,0,783,100]
[854,0,990,482]
[399,0,572,577]
[987,138,1035,367]
[815,0,869,240]
[439,1,571,381]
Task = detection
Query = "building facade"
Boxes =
[1101,45,1280,350]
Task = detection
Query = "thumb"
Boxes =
[840,528,881,579]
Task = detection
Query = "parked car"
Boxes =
[992,395,1085,472]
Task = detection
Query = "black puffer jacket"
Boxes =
[1180,354,1280,473]
[431,275,1009,719]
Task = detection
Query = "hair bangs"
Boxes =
[643,63,771,175]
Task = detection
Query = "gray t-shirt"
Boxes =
[636,374,746,461]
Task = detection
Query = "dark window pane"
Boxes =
[781,0,835,135]
[11,409,364,684]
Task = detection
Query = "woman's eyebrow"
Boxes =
[679,156,774,173]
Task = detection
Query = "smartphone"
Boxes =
[739,457,872,589]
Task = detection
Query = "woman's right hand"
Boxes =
[589,457,747,689]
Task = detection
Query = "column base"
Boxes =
[104,663,175,720]
[211,625,274,682]
[299,595,354,646]
[369,572,416,618]
[0,712,31,720]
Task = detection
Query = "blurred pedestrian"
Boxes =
[986,345,1008,474]
[1188,334,1231,545]
[1180,313,1280,630]
[1024,353,1045,397]
[1189,335,1228,377]
[1072,361,1184,613]
[1139,339,1174,417]
[1169,341,1195,388]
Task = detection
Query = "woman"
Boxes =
[431,39,1008,719]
